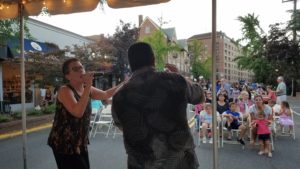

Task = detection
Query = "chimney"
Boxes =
[138,15,143,26]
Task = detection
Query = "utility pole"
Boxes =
[282,0,297,97]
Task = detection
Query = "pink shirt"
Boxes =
[194,104,203,115]
[267,90,277,102]
[238,99,254,114]
[255,119,271,135]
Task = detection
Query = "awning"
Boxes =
[7,39,59,56]
[0,45,14,61]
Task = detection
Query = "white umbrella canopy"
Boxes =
[108,0,170,8]
[0,0,171,19]
[0,1,171,169]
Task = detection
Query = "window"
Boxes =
[145,26,150,34]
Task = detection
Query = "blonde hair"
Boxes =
[240,91,249,96]
[204,103,212,109]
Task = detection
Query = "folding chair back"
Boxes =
[221,112,245,148]
[89,107,103,138]
[93,104,114,138]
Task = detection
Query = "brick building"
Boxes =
[188,32,254,83]
[138,15,190,75]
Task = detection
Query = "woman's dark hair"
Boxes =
[62,58,80,75]
[217,92,228,102]
[128,42,155,72]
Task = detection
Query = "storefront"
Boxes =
[0,39,57,112]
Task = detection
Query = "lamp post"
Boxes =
[282,0,297,97]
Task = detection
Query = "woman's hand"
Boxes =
[82,72,94,87]
[165,63,179,73]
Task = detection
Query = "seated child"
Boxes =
[223,102,246,145]
[199,103,220,143]
[251,112,272,157]
[279,101,294,134]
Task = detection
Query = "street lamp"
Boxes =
[291,60,295,96]
[282,0,297,42]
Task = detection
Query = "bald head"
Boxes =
[277,76,284,82]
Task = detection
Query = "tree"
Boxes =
[235,13,272,83]
[286,9,300,40]
[235,13,300,88]
[142,30,181,71]
[0,18,32,44]
[188,39,211,80]
[266,23,300,89]
[111,20,139,80]
[25,50,65,87]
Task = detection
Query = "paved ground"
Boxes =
[0,94,299,169]
[0,119,299,169]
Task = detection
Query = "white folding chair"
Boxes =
[93,105,114,138]
[89,107,103,138]
[112,121,123,139]
[274,108,296,140]
[197,111,221,147]
[249,115,275,151]
[221,112,246,149]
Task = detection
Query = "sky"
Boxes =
[31,0,295,40]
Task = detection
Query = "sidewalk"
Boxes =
[0,114,53,140]
[287,92,300,101]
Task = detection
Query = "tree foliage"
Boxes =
[111,20,139,78]
[188,39,211,80]
[0,18,32,45]
[25,51,65,87]
[235,13,300,87]
[142,30,181,71]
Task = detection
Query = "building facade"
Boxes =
[188,32,254,83]
[0,18,94,112]
[138,15,190,75]
[27,18,93,49]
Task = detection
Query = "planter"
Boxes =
[0,114,54,135]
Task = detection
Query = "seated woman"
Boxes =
[237,91,254,123]
[249,95,273,146]
[216,93,229,115]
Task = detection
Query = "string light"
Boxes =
[0,4,3,10]
[43,1,46,5]
[22,0,26,4]
[63,0,67,3]
[6,5,9,9]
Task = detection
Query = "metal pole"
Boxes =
[19,2,27,169]
[293,0,297,42]
[212,0,218,169]
[292,0,297,97]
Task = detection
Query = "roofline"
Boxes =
[188,31,236,43]
[28,17,94,43]
[139,16,160,30]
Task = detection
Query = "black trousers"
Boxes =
[52,149,90,169]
